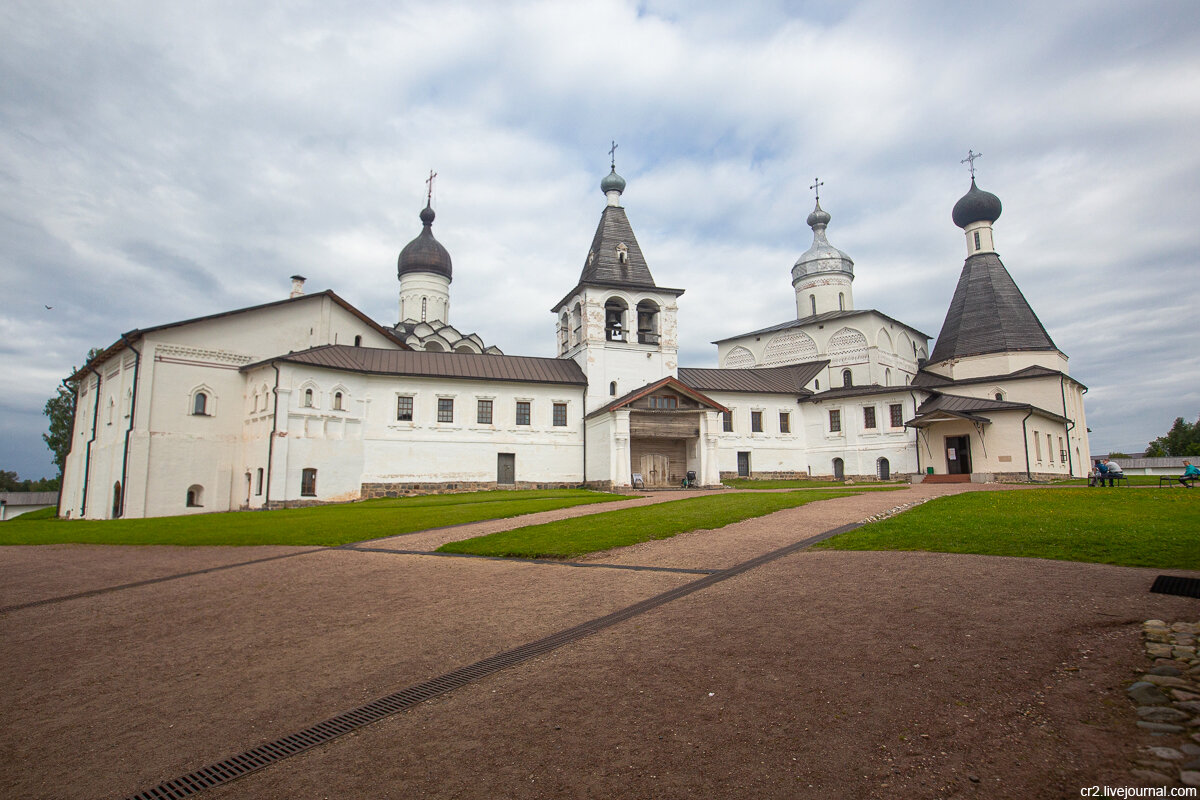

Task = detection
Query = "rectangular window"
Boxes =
[723,411,733,432]
[516,401,531,426]
[890,403,903,428]
[1047,433,1054,462]
[779,412,790,434]
[553,402,567,427]
[863,407,877,429]
[255,468,263,496]
[301,468,317,497]
[1034,430,1042,460]
[751,411,763,432]
[477,399,493,424]
[649,396,678,409]
[437,398,454,423]
[829,409,842,433]
[396,396,414,421]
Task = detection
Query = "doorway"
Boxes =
[737,451,751,478]
[945,436,971,474]
[833,458,844,481]
[497,453,515,485]
[877,457,890,480]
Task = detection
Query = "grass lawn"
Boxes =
[722,478,904,490]
[436,489,890,559]
[1050,475,1167,487]
[0,489,628,547]
[814,488,1200,569]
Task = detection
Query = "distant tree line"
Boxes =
[0,471,59,492]
[1145,415,1200,457]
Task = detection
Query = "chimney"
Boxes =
[289,275,306,299]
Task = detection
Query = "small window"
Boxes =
[779,412,790,434]
[516,401,531,426]
[829,409,842,433]
[1033,430,1042,460]
[815,379,820,390]
[810,295,817,316]
[889,403,903,428]
[863,407,877,429]
[437,398,454,423]
[193,392,208,416]
[301,468,317,496]
[186,484,204,507]
[751,411,763,432]
[303,388,314,408]
[354,335,362,347]
[649,396,677,409]
[609,381,617,397]
[838,292,845,311]
[723,411,733,433]
[1047,433,1054,462]
[397,396,414,421]
[974,230,981,250]
[842,369,852,387]
[616,242,628,264]
[553,402,567,427]
[333,391,344,411]
[477,399,493,424]
[884,368,891,386]
[255,468,263,496]
[995,392,1003,401]
[421,297,427,322]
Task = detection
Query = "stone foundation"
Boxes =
[719,470,809,482]
[360,481,581,499]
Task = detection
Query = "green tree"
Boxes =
[43,348,103,476]
[1145,415,1200,457]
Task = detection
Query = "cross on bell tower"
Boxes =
[810,177,824,201]
[960,150,982,179]
[425,170,438,206]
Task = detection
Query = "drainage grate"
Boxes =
[1150,575,1200,598]
[127,520,859,799]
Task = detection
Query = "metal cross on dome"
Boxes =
[425,170,437,205]
[961,150,982,178]
[810,177,824,201]
[609,140,618,170]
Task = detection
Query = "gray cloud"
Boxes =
[2,0,1198,477]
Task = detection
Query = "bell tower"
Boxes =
[552,153,684,413]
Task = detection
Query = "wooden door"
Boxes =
[945,436,971,474]
[640,454,670,486]
[737,451,751,477]
[497,453,515,485]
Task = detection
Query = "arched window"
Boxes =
[616,242,628,264]
[421,297,428,321]
[186,484,204,507]
[609,381,617,396]
[884,368,891,386]
[333,391,344,411]
[193,392,208,416]
[995,392,1003,401]
[810,295,817,316]
[354,335,362,347]
[303,388,314,408]
[842,369,853,387]
[604,297,628,341]
[255,468,264,496]
[559,312,570,354]
[571,303,582,346]
[107,397,115,425]
[301,468,317,497]
[636,300,660,345]
[838,292,845,311]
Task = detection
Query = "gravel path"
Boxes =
[0,483,1193,799]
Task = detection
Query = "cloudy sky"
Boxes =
[2,0,1199,478]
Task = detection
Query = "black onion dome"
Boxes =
[397,204,452,281]
[600,167,626,195]
[952,179,1003,228]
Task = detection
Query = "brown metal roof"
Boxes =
[805,382,916,402]
[904,392,1067,427]
[912,363,1085,390]
[678,361,827,394]
[254,345,587,386]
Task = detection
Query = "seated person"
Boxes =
[1103,458,1124,486]
[1180,460,1200,488]
[1089,461,1103,486]
[1093,460,1108,487]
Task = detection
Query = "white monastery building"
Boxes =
[59,160,1091,519]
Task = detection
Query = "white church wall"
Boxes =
[803,392,918,479]
[356,373,585,493]
[926,350,1070,382]
[704,391,811,479]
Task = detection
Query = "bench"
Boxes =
[1160,475,1198,488]
[1092,473,1127,487]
